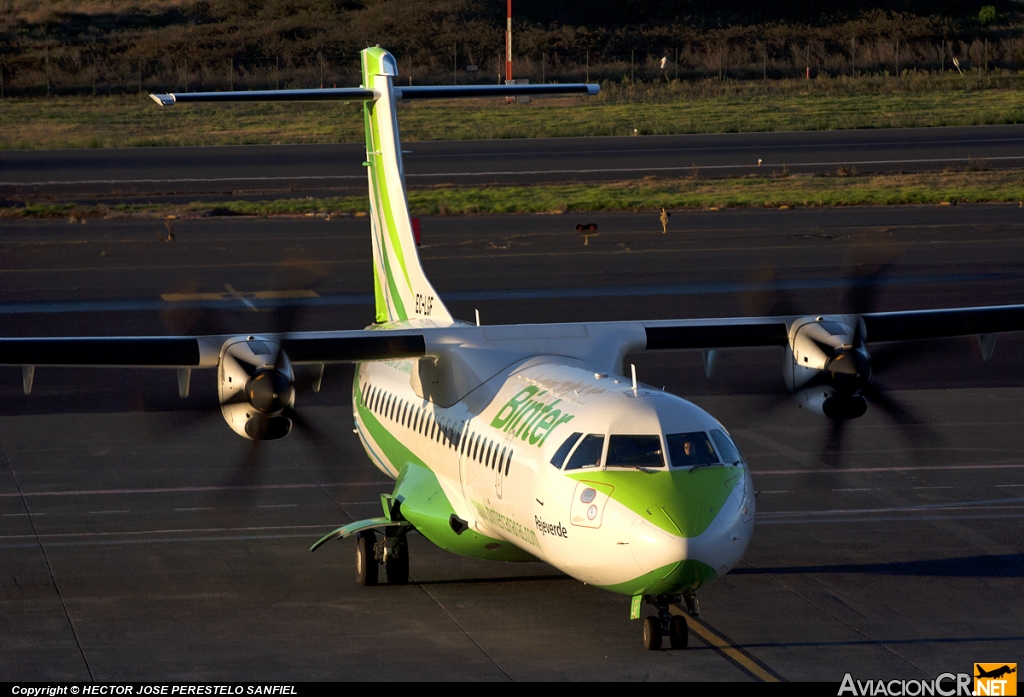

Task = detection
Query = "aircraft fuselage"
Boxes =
[353,345,755,597]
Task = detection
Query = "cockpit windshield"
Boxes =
[605,435,665,469]
[556,430,744,472]
[550,432,582,468]
[710,429,744,464]
[564,434,604,470]
[666,431,718,467]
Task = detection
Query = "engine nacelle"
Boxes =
[219,336,296,440]
[784,315,871,419]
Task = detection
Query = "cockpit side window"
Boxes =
[563,434,604,470]
[710,429,744,464]
[606,435,665,468]
[550,432,582,468]
[666,432,718,467]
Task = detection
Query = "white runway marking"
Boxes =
[756,463,1024,475]
[3,155,1024,186]
[0,480,392,498]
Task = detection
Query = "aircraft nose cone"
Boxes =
[687,468,755,578]
[629,517,688,574]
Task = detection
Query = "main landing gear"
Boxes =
[641,592,699,651]
[354,527,409,586]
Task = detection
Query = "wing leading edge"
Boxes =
[640,303,1024,351]
[0,330,426,369]
[4,303,1024,369]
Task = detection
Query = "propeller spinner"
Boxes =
[219,336,295,440]
[785,315,871,419]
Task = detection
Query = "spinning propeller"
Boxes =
[747,246,934,466]
[158,256,336,512]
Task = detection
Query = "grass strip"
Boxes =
[4,169,1023,219]
[2,82,1024,149]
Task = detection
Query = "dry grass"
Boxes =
[4,84,1024,149]
[5,169,1023,218]
[0,0,186,17]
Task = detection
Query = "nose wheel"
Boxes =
[354,528,409,586]
[640,594,695,650]
[642,616,662,650]
[355,530,378,586]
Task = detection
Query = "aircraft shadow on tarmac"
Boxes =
[732,553,1024,578]
[735,635,1024,650]
[411,573,572,586]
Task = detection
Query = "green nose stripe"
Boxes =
[598,559,718,596]
[567,466,743,538]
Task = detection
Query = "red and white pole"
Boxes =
[505,0,513,83]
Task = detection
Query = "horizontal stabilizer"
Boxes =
[396,84,599,100]
[149,83,597,107]
[149,87,378,107]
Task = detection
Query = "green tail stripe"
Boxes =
[368,105,413,293]
[360,46,453,325]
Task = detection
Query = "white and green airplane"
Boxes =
[4,47,1024,650]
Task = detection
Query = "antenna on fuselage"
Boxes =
[475,309,481,327]
[631,363,638,394]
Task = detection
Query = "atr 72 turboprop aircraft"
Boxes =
[4,47,1024,650]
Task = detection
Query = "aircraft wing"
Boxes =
[4,302,1024,368]
[861,304,1024,342]
[642,318,789,349]
[0,330,427,368]
[640,303,1024,350]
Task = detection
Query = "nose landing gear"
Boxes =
[354,527,409,586]
[640,593,698,650]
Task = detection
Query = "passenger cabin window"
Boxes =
[606,435,665,469]
[550,432,583,468]
[564,434,604,470]
[710,429,744,464]
[666,432,719,468]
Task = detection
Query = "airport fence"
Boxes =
[3,34,1024,97]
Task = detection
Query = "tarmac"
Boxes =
[1,204,1023,680]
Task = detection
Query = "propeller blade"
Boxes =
[869,339,957,379]
[285,406,330,446]
[821,417,846,468]
[862,381,938,466]
[159,276,204,336]
[846,264,892,317]
[206,437,263,524]
[266,254,332,364]
[845,237,899,316]
[740,265,801,317]
[863,382,923,428]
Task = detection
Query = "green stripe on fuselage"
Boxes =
[353,376,534,562]
[567,466,743,538]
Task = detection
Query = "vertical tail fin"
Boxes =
[149,50,597,327]
[362,47,453,325]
